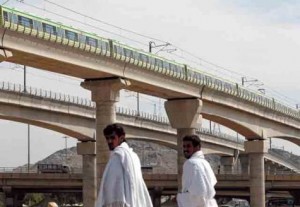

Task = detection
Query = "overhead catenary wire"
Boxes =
[44,0,166,45]
[15,1,148,47]
[1,0,11,5]
[9,0,300,107]
[13,0,270,83]
[1,64,82,86]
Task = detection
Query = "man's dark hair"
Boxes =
[182,135,201,148]
[103,123,125,137]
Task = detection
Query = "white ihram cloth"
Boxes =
[96,142,153,207]
[177,151,218,207]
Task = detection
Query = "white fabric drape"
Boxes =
[177,151,218,207]
[96,142,153,207]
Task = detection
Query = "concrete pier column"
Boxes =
[165,98,202,190]
[81,78,130,204]
[245,139,268,207]
[239,154,249,175]
[2,186,13,207]
[290,190,300,205]
[77,141,96,207]
[220,156,234,174]
[14,193,24,207]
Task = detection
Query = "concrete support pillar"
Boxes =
[245,139,268,207]
[239,154,249,175]
[150,187,163,207]
[290,190,300,205]
[13,193,24,207]
[220,156,234,174]
[81,78,129,204]
[77,141,96,207]
[2,186,13,207]
[165,98,202,191]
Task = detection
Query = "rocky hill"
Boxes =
[35,140,220,174]
[34,141,299,174]
[270,148,300,168]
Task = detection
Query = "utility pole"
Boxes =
[24,65,30,173]
[149,41,175,54]
[63,136,68,164]
[241,76,262,87]
[147,41,175,117]
[24,65,27,93]
[137,92,140,116]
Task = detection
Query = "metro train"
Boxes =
[1,5,290,115]
[0,5,234,90]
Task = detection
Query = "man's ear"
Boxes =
[119,135,125,142]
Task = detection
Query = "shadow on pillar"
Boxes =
[2,188,25,207]
[150,187,163,207]
[220,156,234,174]
[3,186,13,207]
[239,154,249,175]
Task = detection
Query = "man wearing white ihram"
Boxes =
[177,135,218,207]
[96,123,153,207]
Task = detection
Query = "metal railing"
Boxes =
[0,81,237,140]
[0,81,95,107]
[268,149,300,172]
[1,81,300,172]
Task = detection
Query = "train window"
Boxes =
[170,63,177,72]
[3,11,9,21]
[163,61,170,70]
[12,14,17,24]
[57,28,64,37]
[117,46,124,55]
[113,45,120,54]
[140,53,148,62]
[42,23,57,35]
[86,36,98,47]
[155,58,163,68]
[99,41,107,51]
[193,72,201,79]
[32,20,42,30]
[78,34,85,43]
[124,48,132,58]
[65,30,78,41]
[18,15,33,27]
[132,51,139,60]
[178,66,184,73]
[187,70,194,77]
[149,57,155,66]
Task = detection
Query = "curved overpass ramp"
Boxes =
[0,82,299,172]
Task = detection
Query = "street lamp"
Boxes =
[241,77,261,87]
[62,136,68,164]
[23,65,31,173]
[149,41,176,54]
